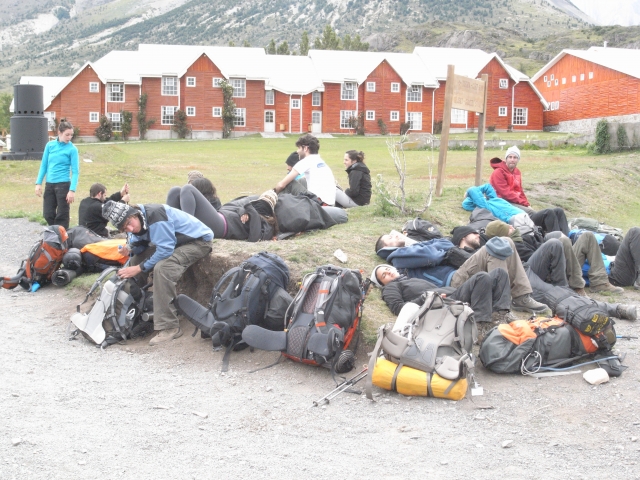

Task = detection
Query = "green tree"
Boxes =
[300,31,310,55]
[277,41,290,55]
[349,34,369,51]
[314,25,341,50]
[172,109,190,139]
[120,110,133,140]
[137,93,156,140]
[0,93,12,133]
[342,34,352,51]
[94,115,113,141]
[228,40,235,47]
[617,124,629,150]
[220,80,236,139]
[594,119,611,154]
[267,39,276,54]
[243,40,251,47]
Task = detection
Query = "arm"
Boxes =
[275,169,299,194]
[381,281,409,316]
[35,143,50,196]
[344,169,363,198]
[140,221,177,272]
[66,145,80,204]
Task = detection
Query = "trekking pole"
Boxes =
[312,366,368,407]
[616,335,638,340]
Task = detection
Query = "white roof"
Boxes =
[264,55,324,95]
[92,51,144,83]
[13,76,71,111]
[531,47,640,82]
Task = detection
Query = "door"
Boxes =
[264,110,275,132]
[311,111,322,133]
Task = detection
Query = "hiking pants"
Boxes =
[545,232,585,289]
[131,240,213,331]
[335,189,361,208]
[451,237,531,298]
[572,230,609,286]
[43,181,71,229]
[167,185,227,238]
[526,238,568,287]
[610,227,640,287]
[449,269,511,323]
[530,208,569,235]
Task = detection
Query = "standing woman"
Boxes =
[34,121,79,229]
[335,150,371,208]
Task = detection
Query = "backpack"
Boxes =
[242,265,366,375]
[1,225,68,291]
[68,267,154,348]
[402,218,442,242]
[173,252,292,371]
[569,218,624,242]
[366,292,476,401]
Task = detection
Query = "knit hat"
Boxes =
[370,264,388,287]
[252,190,278,217]
[505,145,520,160]
[601,234,621,256]
[484,237,513,261]
[484,220,510,238]
[102,200,136,231]
[450,225,479,247]
[285,151,299,168]
[187,170,205,183]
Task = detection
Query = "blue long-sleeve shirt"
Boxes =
[35,139,80,191]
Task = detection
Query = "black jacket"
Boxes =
[382,275,454,316]
[344,162,371,206]
[78,191,123,237]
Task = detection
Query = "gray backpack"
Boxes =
[366,292,477,399]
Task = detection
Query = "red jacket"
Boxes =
[489,157,530,207]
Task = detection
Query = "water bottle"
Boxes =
[30,282,41,293]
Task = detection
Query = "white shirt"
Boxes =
[293,154,336,205]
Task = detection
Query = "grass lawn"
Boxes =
[2,136,639,341]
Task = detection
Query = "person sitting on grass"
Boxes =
[335,150,371,208]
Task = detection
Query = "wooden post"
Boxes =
[436,65,455,197]
[475,74,489,186]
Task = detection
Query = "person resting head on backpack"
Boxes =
[78,182,130,237]
[335,150,371,209]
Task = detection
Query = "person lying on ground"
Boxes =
[335,150,371,208]
[489,146,568,235]
[102,200,213,346]
[168,175,222,211]
[274,134,337,206]
[78,182,130,237]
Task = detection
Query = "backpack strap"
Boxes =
[285,272,318,326]
[209,266,243,309]
[366,324,388,400]
[76,267,119,312]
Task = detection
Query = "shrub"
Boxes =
[617,124,629,150]
[137,93,156,140]
[487,125,496,132]
[220,80,236,139]
[593,119,611,154]
[433,120,443,134]
[172,109,190,139]
[121,110,133,140]
[94,116,112,141]
[377,118,388,135]
[72,127,80,142]
[400,122,411,135]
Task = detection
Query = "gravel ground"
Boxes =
[1,218,640,479]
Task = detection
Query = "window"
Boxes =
[212,107,222,117]
[391,82,400,93]
[562,78,566,85]
[312,92,321,106]
[109,112,122,132]
[89,112,99,122]
[406,112,422,131]
[233,108,246,126]
[406,85,422,102]
[312,111,321,124]
[161,106,177,125]
[108,83,124,102]
[265,90,274,105]
[512,107,528,126]
[580,73,585,81]
[186,77,196,87]
[498,106,507,117]
[554,79,558,86]
[340,110,357,129]
[89,82,99,93]
[162,76,178,96]
[231,79,246,98]
[572,75,576,83]
[543,76,548,82]
[366,110,375,121]
[186,106,196,116]
[548,101,560,111]
[547,81,551,87]
[44,111,56,130]
[451,108,467,124]
[390,111,399,121]
[550,74,555,81]
[341,82,356,100]
[589,72,594,80]
[366,82,375,92]
[213,78,223,87]
[499,78,508,89]
[265,111,274,123]
[291,99,300,109]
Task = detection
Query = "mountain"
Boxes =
[0,0,639,92]
[548,0,640,27]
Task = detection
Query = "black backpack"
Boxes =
[173,252,292,371]
[242,265,366,375]
[402,218,442,242]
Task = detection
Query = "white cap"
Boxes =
[505,145,520,160]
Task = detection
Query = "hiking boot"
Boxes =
[634,275,640,290]
[491,310,517,324]
[616,304,638,321]
[572,287,588,297]
[476,320,499,346]
[511,294,549,314]
[149,327,183,346]
[589,282,624,294]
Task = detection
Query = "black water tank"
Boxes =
[1,84,48,160]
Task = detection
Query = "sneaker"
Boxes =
[616,304,638,321]
[589,282,624,294]
[511,294,549,313]
[149,327,183,346]
[491,310,517,324]
[572,287,588,297]
[476,320,499,346]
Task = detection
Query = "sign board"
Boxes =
[451,74,485,113]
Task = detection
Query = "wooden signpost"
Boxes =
[435,65,489,196]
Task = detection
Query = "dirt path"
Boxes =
[1,219,640,479]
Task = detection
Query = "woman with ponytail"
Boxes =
[335,150,371,208]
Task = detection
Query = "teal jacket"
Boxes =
[36,139,80,191]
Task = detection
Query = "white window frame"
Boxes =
[406,112,422,131]
[291,99,301,109]
[186,106,196,116]
[162,76,178,96]
[233,108,246,126]
[589,72,594,80]
[312,92,321,106]
[547,81,551,87]
[161,106,178,125]
[366,110,375,121]
[406,85,422,102]
[312,111,321,124]
[366,82,376,92]
[340,110,357,129]
[391,82,400,93]
[548,101,560,111]
[213,78,223,88]
[89,112,99,123]
[499,78,508,89]
[108,83,124,102]
[265,110,274,123]
[512,107,528,126]
[341,82,356,100]
[498,106,507,117]
[212,107,222,117]
[572,75,576,83]
[390,111,399,121]
[562,78,566,85]
[543,75,548,82]
[265,90,275,105]
[109,112,122,132]
[451,108,467,124]
[186,77,196,87]
[231,79,246,98]
[580,73,585,81]
[554,79,559,86]
[89,82,99,93]
[44,111,56,130]
[550,74,555,81]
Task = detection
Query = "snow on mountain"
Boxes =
[570,0,640,26]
